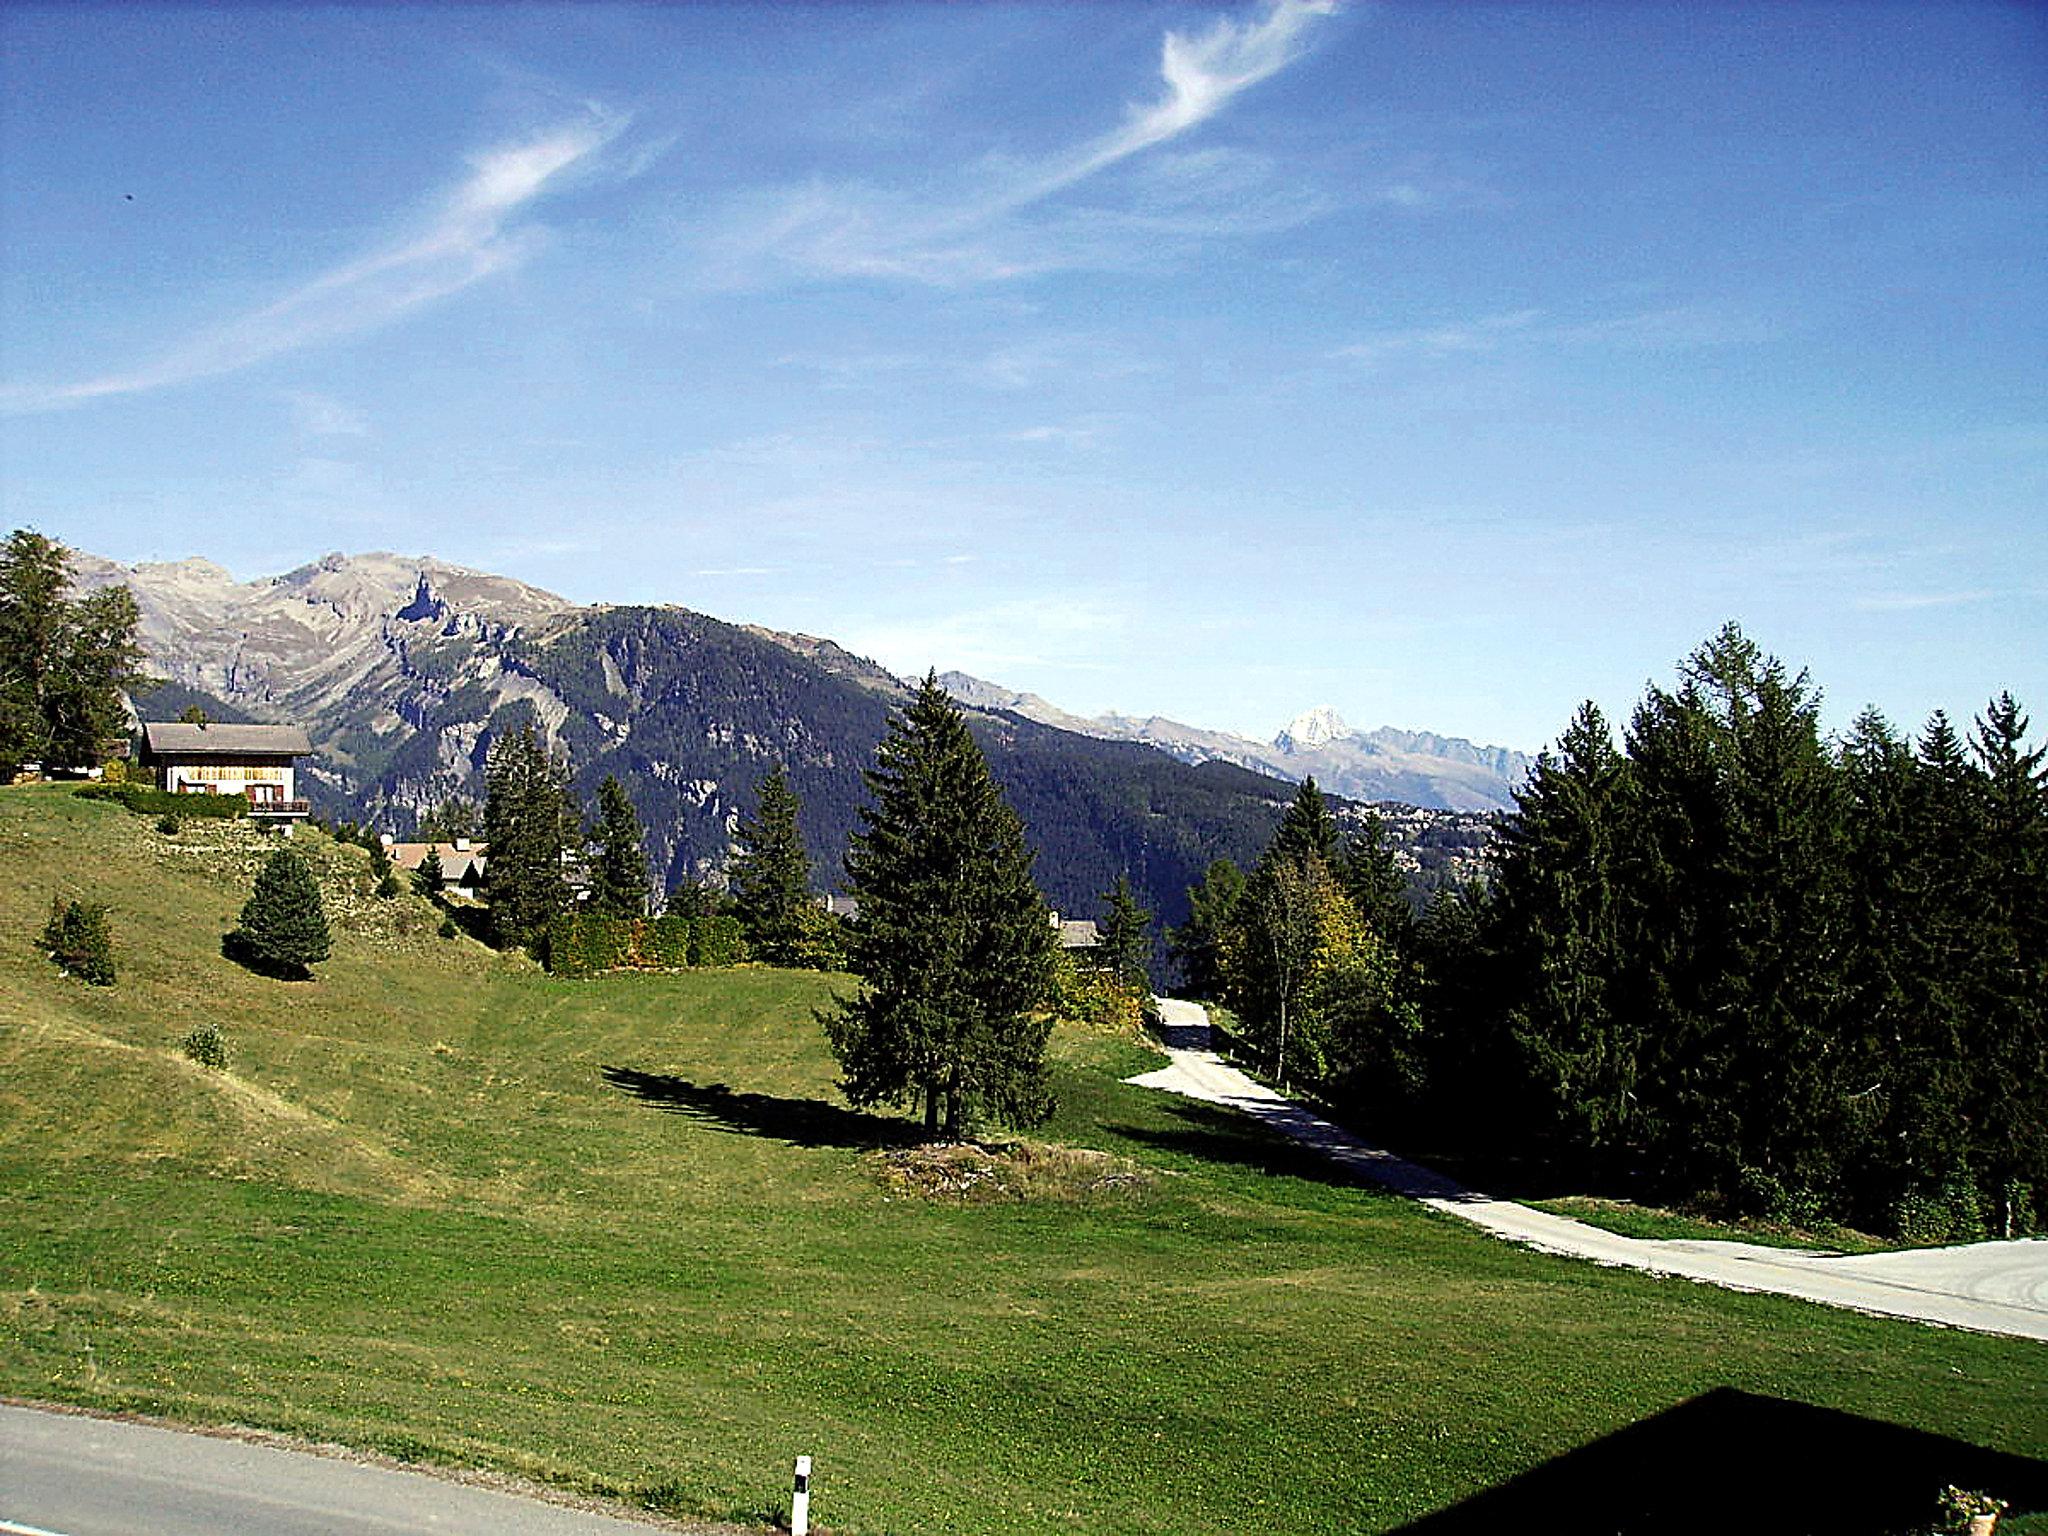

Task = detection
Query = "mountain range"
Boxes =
[938,675,1530,812]
[76,549,1515,932]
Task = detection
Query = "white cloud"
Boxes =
[705,0,1339,288]
[4,110,625,413]
[845,594,1130,678]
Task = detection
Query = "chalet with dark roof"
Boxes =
[138,721,313,822]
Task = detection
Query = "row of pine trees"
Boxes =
[1175,625,2046,1241]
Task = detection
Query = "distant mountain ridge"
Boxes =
[938,673,1531,812]
[76,550,1307,932]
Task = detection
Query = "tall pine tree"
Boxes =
[824,675,1057,1139]
[730,765,813,965]
[1098,874,1154,993]
[588,774,650,917]
[482,718,573,951]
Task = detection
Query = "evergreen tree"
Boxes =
[1168,857,1245,1000]
[730,765,813,964]
[415,844,446,898]
[824,674,1057,1139]
[1488,702,1635,1159]
[1338,809,1412,947]
[1266,776,1340,867]
[1098,874,1154,993]
[234,848,331,978]
[1966,693,2048,1233]
[482,719,573,950]
[40,896,115,985]
[588,774,650,917]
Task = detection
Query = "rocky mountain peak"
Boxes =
[1274,705,1351,753]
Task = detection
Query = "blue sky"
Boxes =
[2,2,2042,753]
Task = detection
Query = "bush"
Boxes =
[438,916,458,940]
[156,813,182,835]
[375,872,401,900]
[542,912,747,976]
[688,913,747,968]
[40,897,115,985]
[74,783,246,820]
[183,1022,227,1069]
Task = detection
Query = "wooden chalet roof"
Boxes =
[141,722,312,757]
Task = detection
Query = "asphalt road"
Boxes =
[0,1404,698,1536]
[1130,998,2048,1343]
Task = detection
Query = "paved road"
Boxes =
[1129,999,2048,1343]
[0,1403,700,1536]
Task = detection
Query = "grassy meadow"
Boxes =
[1,783,2043,1534]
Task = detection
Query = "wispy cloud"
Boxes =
[846,593,1131,678]
[5,109,625,413]
[705,0,1338,288]
[1331,299,1775,369]
[1853,589,1996,613]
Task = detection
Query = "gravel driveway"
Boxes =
[1128,998,2048,1342]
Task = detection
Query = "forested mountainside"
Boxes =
[101,552,1311,928]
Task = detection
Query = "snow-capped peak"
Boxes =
[1275,705,1350,752]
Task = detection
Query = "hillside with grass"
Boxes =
[1,783,2043,1535]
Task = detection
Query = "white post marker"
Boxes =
[791,1454,812,1536]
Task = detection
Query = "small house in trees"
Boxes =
[139,721,312,824]
[816,894,860,920]
[1051,912,1102,952]
[385,838,489,897]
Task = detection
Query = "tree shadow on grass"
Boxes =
[1104,1098,1394,1193]
[219,929,311,981]
[1387,1387,2048,1535]
[601,1067,924,1151]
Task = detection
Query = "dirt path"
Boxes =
[1128,998,2048,1343]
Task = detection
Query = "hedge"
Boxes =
[544,912,750,977]
[74,783,249,820]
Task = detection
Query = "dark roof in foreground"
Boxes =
[141,722,313,756]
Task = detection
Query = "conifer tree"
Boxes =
[1966,693,2048,1233]
[730,765,812,964]
[1488,701,1634,1157]
[824,674,1057,1139]
[1098,873,1154,993]
[1168,857,1245,1000]
[235,848,330,978]
[482,719,573,950]
[415,844,446,898]
[1338,809,1411,946]
[588,774,650,917]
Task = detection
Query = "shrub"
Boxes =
[688,913,747,968]
[376,872,401,900]
[74,783,245,820]
[542,912,746,976]
[438,916,458,940]
[643,915,692,968]
[156,813,182,835]
[40,897,115,985]
[183,1022,228,1069]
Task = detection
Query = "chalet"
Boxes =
[384,838,488,897]
[1050,912,1102,952]
[815,894,860,920]
[138,721,312,824]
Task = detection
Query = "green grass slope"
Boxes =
[1,783,2042,1534]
